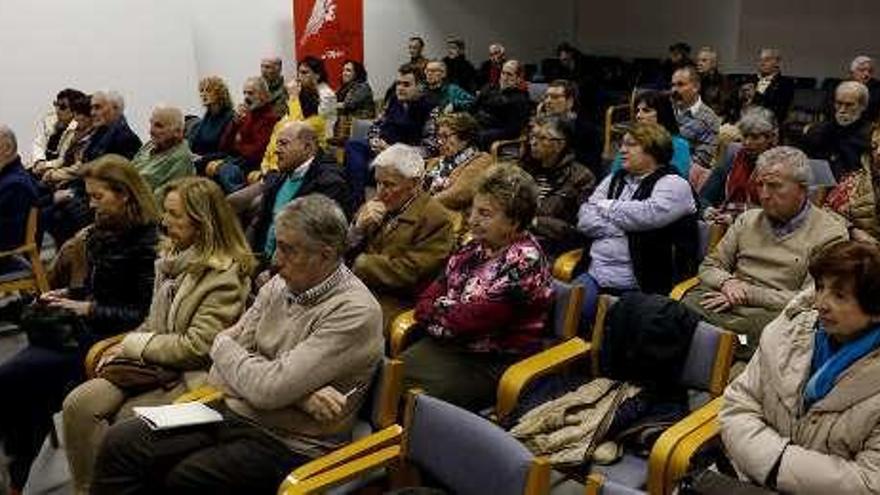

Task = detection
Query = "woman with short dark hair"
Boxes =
[336,59,375,120]
[610,90,692,177]
[402,165,553,411]
[721,240,880,493]
[298,56,337,140]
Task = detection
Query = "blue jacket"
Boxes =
[0,156,38,251]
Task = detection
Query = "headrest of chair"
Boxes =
[408,394,535,495]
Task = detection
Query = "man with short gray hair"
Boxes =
[92,193,384,494]
[0,125,39,258]
[696,46,732,117]
[131,105,194,199]
[682,146,849,358]
[803,80,872,180]
[348,143,454,327]
[744,48,794,123]
[84,90,142,161]
[850,55,880,123]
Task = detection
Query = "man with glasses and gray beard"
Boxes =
[802,81,873,181]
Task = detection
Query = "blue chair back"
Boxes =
[407,394,546,495]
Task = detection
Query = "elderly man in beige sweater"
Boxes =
[682,146,848,358]
[90,194,384,494]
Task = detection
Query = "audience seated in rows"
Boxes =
[335,59,376,122]
[131,105,195,200]
[822,124,880,239]
[296,56,337,141]
[344,63,438,207]
[720,241,880,493]
[702,107,779,220]
[424,112,494,221]
[522,115,596,257]
[682,146,849,358]
[84,91,142,163]
[62,177,255,494]
[423,59,475,113]
[0,156,159,493]
[472,59,531,148]
[802,80,872,181]
[442,36,478,94]
[31,93,91,184]
[30,88,86,170]
[610,89,691,178]
[90,195,384,494]
[403,165,553,411]
[477,42,506,90]
[212,77,281,193]
[538,79,603,173]
[576,122,699,298]
[260,56,289,119]
[187,76,235,173]
[0,127,39,274]
[347,144,454,327]
[249,121,351,267]
[671,65,721,190]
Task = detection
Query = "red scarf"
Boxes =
[725,149,759,206]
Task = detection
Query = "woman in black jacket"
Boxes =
[0,154,159,492]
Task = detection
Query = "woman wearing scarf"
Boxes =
[720,240,880,494]
[61,177,255,494]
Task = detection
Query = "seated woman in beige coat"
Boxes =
[720,240,880,494]
[62,176,256,494]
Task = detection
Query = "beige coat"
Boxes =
[120,258,251,388]
[720,289,880,494]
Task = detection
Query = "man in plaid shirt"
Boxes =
[672,66,721,191]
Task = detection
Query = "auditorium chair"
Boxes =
[0,207,49,296]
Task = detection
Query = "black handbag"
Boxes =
[20,303,88,352]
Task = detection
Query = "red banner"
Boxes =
[293,0,364,90]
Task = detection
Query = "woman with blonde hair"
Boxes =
[0,154,160,493]
[61,176,255,494]
[188,76,235,173]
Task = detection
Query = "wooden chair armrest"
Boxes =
[173,385,224,404]
[552,249,584,282]
[669,277,700,301]
[661,397,724,493]
[389,309,417,357]
[647,396,723,495]
[287,425,403,483]
[84,334,126,378]
[279,444,402,495]
[495,337,591,423]
[0,244,34,259]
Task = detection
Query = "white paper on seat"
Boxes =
[133,402,224,431]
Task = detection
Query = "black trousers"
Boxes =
[0,344,83,489]
[91,405,310,495]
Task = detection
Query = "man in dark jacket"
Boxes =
[249,121,351,265]
[744,48,794,123]
[443,37,477,93]
[83,90,142,162]
[802,80,872,180]
[473,59,532,149]
[0,126,39,266]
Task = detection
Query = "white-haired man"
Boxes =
[478,42,507,89]
[131,106,194,199]
[803,80,873,180]
[0,125,39,268]
[84,90,142,161]
[682,146,849,358]
[744,48,794,123]
[348,143,455,327]
[696,46,732,117]
[91,194,384,494]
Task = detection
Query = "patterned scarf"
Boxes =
[152,247,198,335]
[425,146,479,194]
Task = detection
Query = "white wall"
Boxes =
[0,0,201,162]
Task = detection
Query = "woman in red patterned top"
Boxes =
[401,165,553,411]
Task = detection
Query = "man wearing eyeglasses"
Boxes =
[472,59,532,149]
[30,88,85,171]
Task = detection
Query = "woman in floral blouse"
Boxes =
[401,165,553,411]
